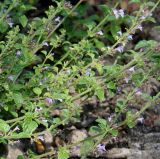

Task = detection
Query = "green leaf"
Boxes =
[146,2,155,7]
[89,126,101,136]
[107,81,116,90]
[125,111,136,128]
[99,5,111,14]
[94,39,105,49]
[0,21,8,33]
[13,93,24,105]
[58,147,69,159]
[95,87,105,101]
[17,155,25,159]
[95,63,103,75]
[135,40,157,50]
[115,100,125,112]
[129,0,140,3]
[33,87,42,95]
[10,132,31,139]
[0,119,10,133]
[80,139,94,156]
[110,129,118,136]
[22,119,38,134]
[19,15,28,27]
[96,118,107,130]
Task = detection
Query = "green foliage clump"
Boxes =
[0,0,160,158]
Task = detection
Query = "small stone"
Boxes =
[69,129,88,156]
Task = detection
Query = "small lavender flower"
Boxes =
[51,52,55,56]
[124,77,130,83]
[43,41,49,46]
[85,68,91,76]
[97,144,106,153]
[115,45,124,53]
[66,69,71,75]
[58,98,63,102]
[6,15,14,28]
[16,50,21,56]
[38,135,45,141]
[64,1,72,9]
[35,107,43,112]
[8,22,14,28]
[119,9,124,17]
[13,126,20,131]
[96,30,103,36]
[113,9,124,19]
[41,119,48,123]
[127,35,133,41]
[136,117,144,124]
[117,87,122,93]
[135,89,142,95]
[39,117,48,123]
[117,31,122,36]
[45,97,54,106]
[44,66,49,70]
[55,16,61,23]
[140,16,146,20]
[108,116,112,122]
[140,48,145,52]
[128,66,135,72]
[8,75,14,81]
[113,9,119,19]
[137,25,143,31]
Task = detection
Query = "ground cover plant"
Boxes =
[0,0,160,158]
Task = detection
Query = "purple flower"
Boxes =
[85,68,91,76]
[43,41,49,46]
[16,50,21,56]
[55,16,61,23]
[108,116,112,122]
[127,35,133,40]
[13,126,20,131]
[115,45,124,53]
[128,66,135,72]
[140,16,146,20]
[35,107,43,112]
[113,9,124,19]
[135,89,142,95]
[58,98,63,102]
[117,87,122,93]
[45,97,54,106]
[8,75,14,81]
[8,22,14,28]
[96,30,103,36]
[119,9,124,17]
[117,31,122,36]
[97,144,106,153]
[66,69,71,74]
[64,1,73,9]
[137,25,143,31]
[6,16,14,28]
[38,135,45,141]
[124,77,130,83]
[136,117,144,124]
[113,9,119,19]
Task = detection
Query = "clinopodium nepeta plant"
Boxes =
[0,0,160,158]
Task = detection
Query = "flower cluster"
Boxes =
[113,9,124,19]
[97,144,106,153]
